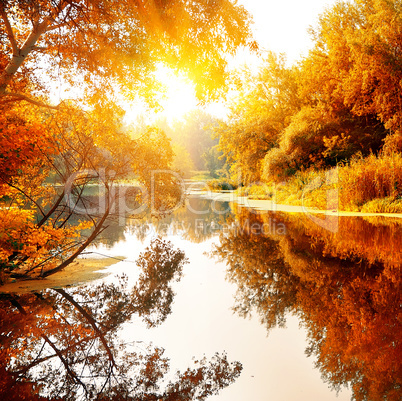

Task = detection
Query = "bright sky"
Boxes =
[237,0,334,64]
[123,0,336,124]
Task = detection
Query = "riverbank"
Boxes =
[0,256,124,294]
[191,190,402,219]
[199,154,402,215]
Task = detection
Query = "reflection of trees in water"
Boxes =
[122,197,231,243]
[99,197,234,246]
[213,209,402,401]
[63,186,145,248]
[0,238,242,400]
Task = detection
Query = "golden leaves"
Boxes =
[0,206,92,278]
[1,0,254,108]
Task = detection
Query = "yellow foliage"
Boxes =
[262,153,402,212]
[339,153,402,210]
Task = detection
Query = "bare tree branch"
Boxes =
[37,190,65,227]
[0,92,60,109]
[40,202,112,278]
[54,288,117,368]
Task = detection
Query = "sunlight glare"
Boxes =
[123,65,198,125]
[155,65,198,122]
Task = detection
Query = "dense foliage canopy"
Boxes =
[216,0,401,184]
[0,0,254,105]
[0,0,253,283]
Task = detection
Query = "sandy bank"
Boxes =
[0,257,124,294]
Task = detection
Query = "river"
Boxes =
[1,195,401,400]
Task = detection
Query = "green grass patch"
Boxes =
[191,171,215,181]
[207,177,238,191]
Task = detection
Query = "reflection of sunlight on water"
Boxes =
[87,199,353,401]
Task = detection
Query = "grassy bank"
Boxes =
[216,154,402,213]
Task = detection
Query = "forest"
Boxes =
[214,0,402,213]
[2,0,402,286]
[1,1,402,400]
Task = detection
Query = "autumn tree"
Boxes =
[0,101,181,282]
[262,105,388,182]
[218,0,400,184]
[0,0,254,106]
[0,0,254,283]
[260,0,397,182]
[215,52,302,184]
[323,0,402,137]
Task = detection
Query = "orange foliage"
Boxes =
[0,0,254,284]
[0,0,253,106]
[214,207,402,401]
[218,0,402,184]
[0,105,54,195]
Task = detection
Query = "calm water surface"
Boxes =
[1,196,401,400]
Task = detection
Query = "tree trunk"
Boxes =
[0,21,48,94]
[41,205,111,278]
